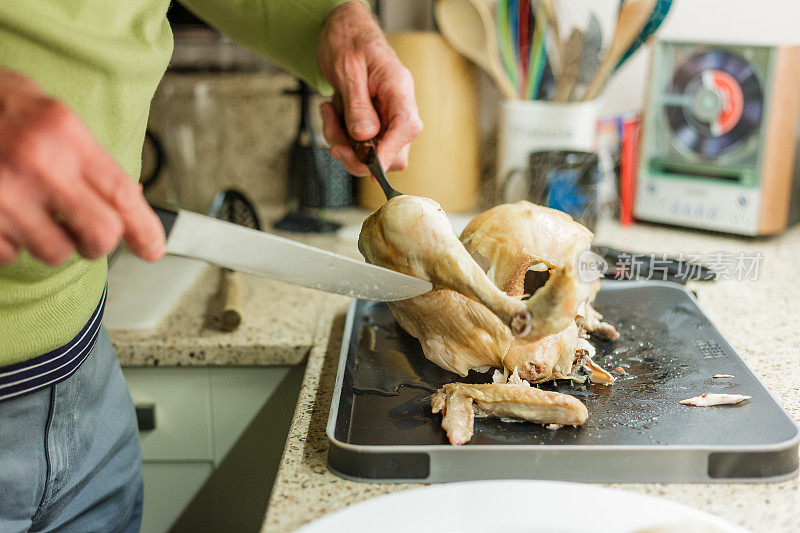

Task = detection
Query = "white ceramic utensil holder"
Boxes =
[497,99,600,195]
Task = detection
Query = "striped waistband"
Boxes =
[0,286,107,402]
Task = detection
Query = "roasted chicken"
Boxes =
[359,195,582,340]
[358,196,618,445]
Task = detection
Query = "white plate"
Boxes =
[297,480,748,533]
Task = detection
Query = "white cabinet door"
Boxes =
[124,367,214,461]
[122,366,303,533]
[140,462,213,533]
[210,367,291,463]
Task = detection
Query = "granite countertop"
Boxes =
[262,218,800,533]
[110,269,327,367]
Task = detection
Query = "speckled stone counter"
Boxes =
[110,268,327,367]
[262,218,800,533]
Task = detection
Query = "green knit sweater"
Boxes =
[0,0,347,366]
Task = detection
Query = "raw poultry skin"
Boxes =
[358,196,618,445]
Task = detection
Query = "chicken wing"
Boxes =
[431,381,588,445]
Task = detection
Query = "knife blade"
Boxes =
[152,207,432,301]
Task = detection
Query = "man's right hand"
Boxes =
[0,68,166,266]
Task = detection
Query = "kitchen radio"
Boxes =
[634,40,800,235]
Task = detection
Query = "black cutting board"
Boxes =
[327,281,799,483]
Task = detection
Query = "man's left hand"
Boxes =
[317,1,423,176]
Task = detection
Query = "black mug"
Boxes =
[503,150,599,231]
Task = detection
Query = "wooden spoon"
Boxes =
[537,0,562,76]
[581,0,656,101]
[554,28,585,102]
[572,12,603,100]
[436,0,517,99]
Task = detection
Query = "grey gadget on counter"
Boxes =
[635,40,800,235]
[152,206,432,302]
[326,281,799,483]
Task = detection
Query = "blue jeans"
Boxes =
[0,328,143,532]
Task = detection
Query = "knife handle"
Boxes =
[150,204,177,238]
[331,93,378,166]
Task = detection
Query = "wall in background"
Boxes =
[379,0,435,32]
[602,0,800,116]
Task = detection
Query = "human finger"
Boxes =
[82,150,165,261]
[337,57,381,141]
[0,234,20,265]
[49,182,123,260]
[3,197,77,265]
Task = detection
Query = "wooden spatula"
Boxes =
[436,0,517,99]
[581,0,656,101]
[554,28,585,102]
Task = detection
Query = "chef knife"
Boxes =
[152,206,432,301]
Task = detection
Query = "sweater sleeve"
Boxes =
[177,0,355,94]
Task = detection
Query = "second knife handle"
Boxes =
[216,269,242,332]
[331,93,377,166]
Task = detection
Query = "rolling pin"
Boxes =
[207,189,260,332]
[216,268,242,332]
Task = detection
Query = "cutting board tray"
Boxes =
[326,281,798,483]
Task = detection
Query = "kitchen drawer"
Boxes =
[123,368,213,462]
[141,462,213,533]
[210,367,291,463]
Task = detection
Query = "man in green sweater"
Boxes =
[0,1,422,530]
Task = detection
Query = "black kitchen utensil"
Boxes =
[592,245,716,284]
[208,189,260,230]
[331,92,402,201]
[140,129,165,193]
[274,81,346,233]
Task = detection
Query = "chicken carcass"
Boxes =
[358,196,618,444]
[359,195,582,340]
[359,196,616,379]
[460,201,619,343]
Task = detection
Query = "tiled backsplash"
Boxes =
[143,71,303,212]
[143,67,503,213]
